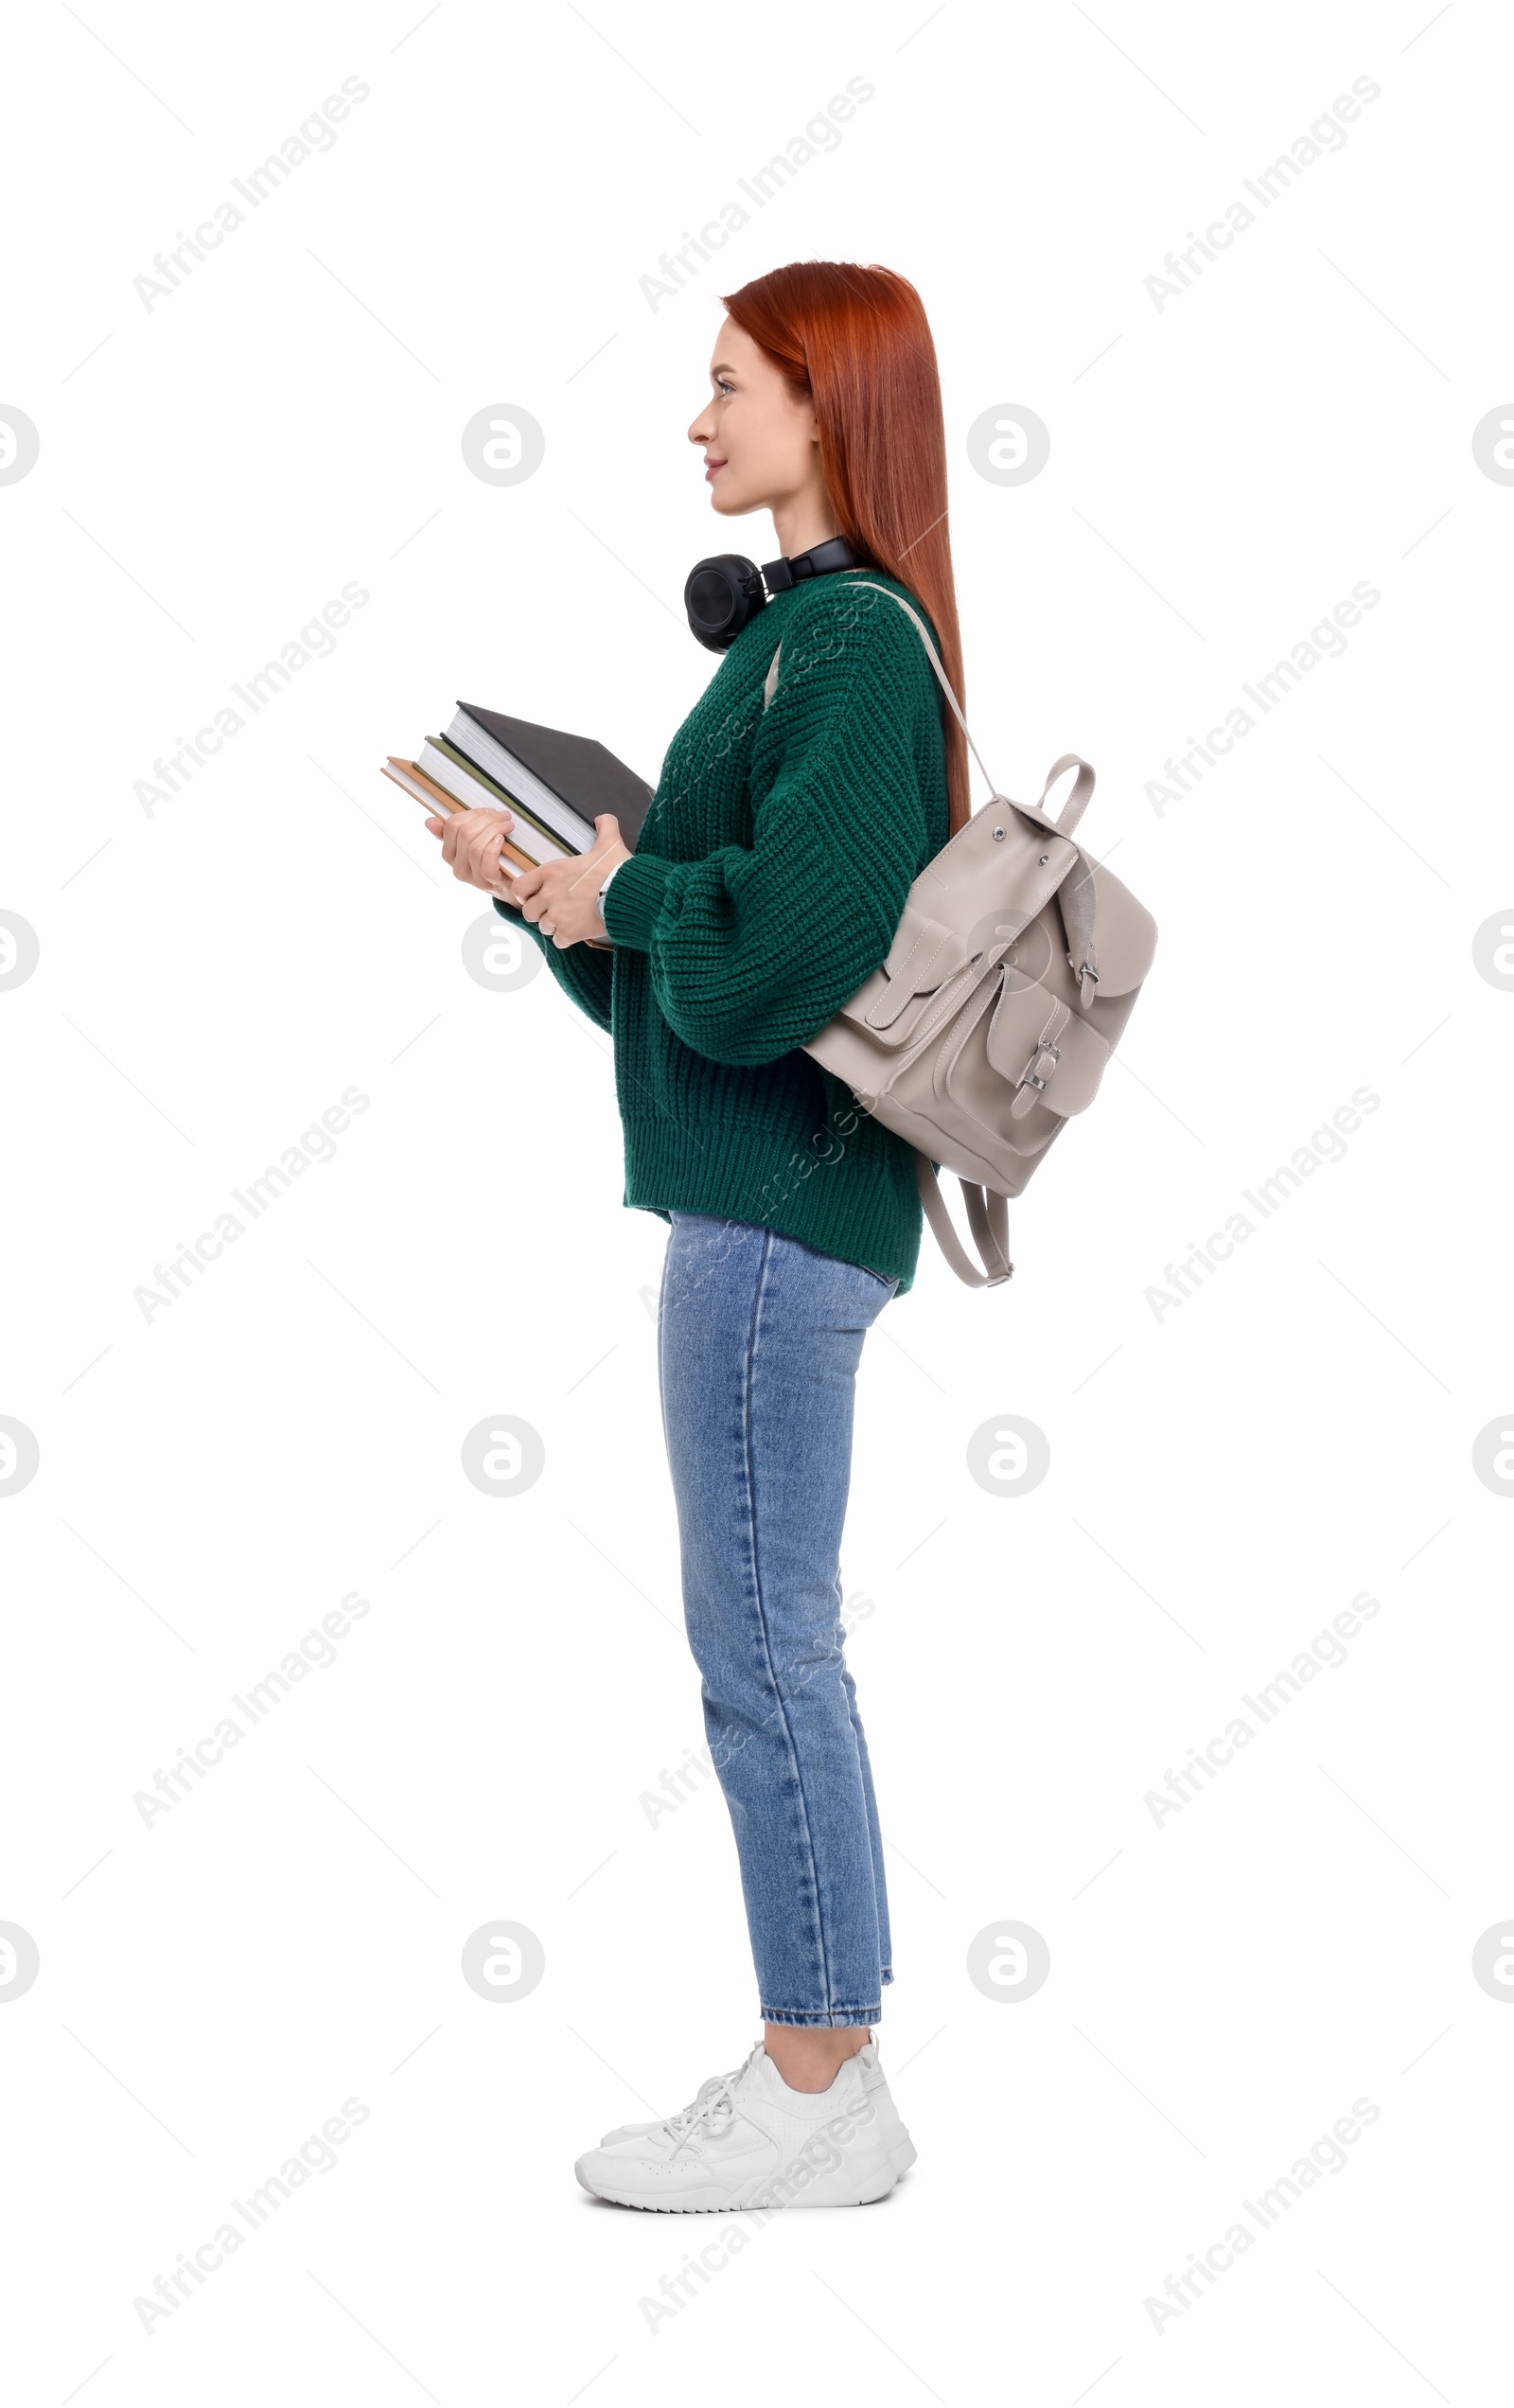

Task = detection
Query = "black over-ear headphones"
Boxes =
[684,534,861,652]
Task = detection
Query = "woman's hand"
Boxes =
[425,806,519,901]
[511,815,631,948]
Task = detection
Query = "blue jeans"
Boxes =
[657,1212,900,2027]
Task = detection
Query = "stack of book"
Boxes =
[383,700,653,877]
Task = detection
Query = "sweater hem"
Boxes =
[621,1125,922,1295]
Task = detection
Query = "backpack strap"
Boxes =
[916,1156,1013,1286]
[845,585,1103,1007]
[761,575,1000,797]
[840,577,1002,802]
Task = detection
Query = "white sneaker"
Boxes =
[576,2040,907,2211]
[596,2039,918,2179]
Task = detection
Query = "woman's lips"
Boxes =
[704,459,725,481]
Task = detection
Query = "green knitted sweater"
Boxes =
[495,569,949,1292]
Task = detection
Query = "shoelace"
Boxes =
[657,2045,761,2145]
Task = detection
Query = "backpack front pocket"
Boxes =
[984,979,1111,1119]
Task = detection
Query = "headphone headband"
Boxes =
[684,534,860,651]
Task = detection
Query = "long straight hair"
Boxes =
[720,260,970,836]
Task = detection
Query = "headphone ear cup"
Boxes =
[685,555,764,651]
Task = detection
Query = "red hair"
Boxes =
[720,260,970,836]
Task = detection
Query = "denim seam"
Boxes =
[760,2003,880,2027]
[740,1227,835,2019]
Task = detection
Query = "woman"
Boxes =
[429,261,970,2210]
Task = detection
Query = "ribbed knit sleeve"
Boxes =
[493,895,613,1034]
[600,590,932,1067]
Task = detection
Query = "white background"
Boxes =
[2,1,1509,2400]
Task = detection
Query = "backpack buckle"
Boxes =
[1021,1040,1061,1093]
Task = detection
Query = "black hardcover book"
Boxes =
[453,702,655,852]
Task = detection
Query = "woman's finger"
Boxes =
[468,823,512,892]
[467,823,501,876]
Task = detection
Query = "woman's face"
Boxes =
[688,316,822,522]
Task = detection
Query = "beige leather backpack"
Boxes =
[769,580,1157,1288]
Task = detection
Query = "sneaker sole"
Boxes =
[575,2158,900,2213]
